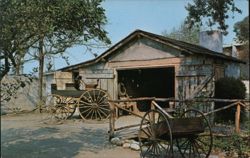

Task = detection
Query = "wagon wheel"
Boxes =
[138,109,173,158]
[65,97,77,118]
[78,89,110,120]
[47,95,76,120]
[176,109,213,158]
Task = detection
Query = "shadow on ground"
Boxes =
[1,126,112,158]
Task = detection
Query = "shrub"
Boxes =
[214,77,246,123]
[213,133,250,157]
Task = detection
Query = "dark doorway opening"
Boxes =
[118,67,175,111]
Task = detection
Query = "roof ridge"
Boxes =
[59,29,244,71]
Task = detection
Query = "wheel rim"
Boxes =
[47,95,75,120]
[138,109,173,158]
[78,89,110,120]
[65,97,76,118]
[176,109,213,158]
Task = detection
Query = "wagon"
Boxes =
[45,79,110,121]
[138,101,213,158]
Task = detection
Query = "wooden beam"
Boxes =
[109,97,250,103]
[109,102,115,140]
[114,104,144,119]
[203,102,239,116]
[109,97,174,103]
[235,103,241,133]
[176,69,212,77]
[85,73,114,79]
[187,74,214,99]
[114,123,141,131]
[108,57,181,68]
[152,101,174,119]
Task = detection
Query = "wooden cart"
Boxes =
[44,81,110,121]
[138,102,213,158]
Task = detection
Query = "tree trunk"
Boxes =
[15,63,20,75]
[0,55,10,81]
[38,38,44,112]
[15,53,23,75]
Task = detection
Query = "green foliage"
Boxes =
[185,0,242,35]
[162,21,200,45]
[215,77,246,99]
[0,0,111,104]
[0,0,111,80]
[234,16,249,80]
[234,16,249,43]
[213,134,250,157]
[214,77,246,123]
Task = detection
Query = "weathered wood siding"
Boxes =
[56,35,239,106]
[105,37,220,102]
[176,56,214,100]
[106,37,184,100]
[225,62,240,78]
[109,38,179,62]
[54,71,73,90]
[79,63,117,99]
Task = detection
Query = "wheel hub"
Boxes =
[92,103,99,109]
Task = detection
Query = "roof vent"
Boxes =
[199,30,223,53]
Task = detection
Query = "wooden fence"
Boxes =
[108,97,250,139]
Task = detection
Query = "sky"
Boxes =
[23,0,249,74]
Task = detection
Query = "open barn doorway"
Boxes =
[117,67,175,111]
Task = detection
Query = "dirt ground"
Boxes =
[1,112,140,158]
[1,112,227,158]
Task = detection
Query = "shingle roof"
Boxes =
[59,29,244,71]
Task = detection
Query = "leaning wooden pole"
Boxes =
[109,102,115,140]
[235,103,241,133]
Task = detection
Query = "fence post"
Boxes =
[235,102,241,133]
[151,99,155,110]
[109,102,115,140]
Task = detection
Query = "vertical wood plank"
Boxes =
[109,102,115,140]
[235,103,241,133]
[174,65,178,100]
[101,79,108,91]
[108,78,114,99]
[113,69,118,100]
[150,100,155,110]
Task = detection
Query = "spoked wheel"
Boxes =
[78,89,110,121]
[138,109,173,158]
[176,109,213,158]
[65,97,77,118]
[46,95,76,120]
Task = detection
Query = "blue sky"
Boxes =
[24,0,249,74]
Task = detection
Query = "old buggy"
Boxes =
[44,78,110,121]
[138,101,213,158]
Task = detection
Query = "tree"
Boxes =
[0,0,39,79]
[185,0,242,35]
[162,21,200,45]
[234,16,249,80]
[234,16,249,43]
[0,0,111,110]
[214,77,246,123]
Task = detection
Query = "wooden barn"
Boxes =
[45,30,244,110]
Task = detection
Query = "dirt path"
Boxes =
[1,112,140,158]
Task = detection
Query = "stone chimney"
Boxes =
[199,30,223,53]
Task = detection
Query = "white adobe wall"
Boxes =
[242,80,249,99]
[1,75,39,114]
